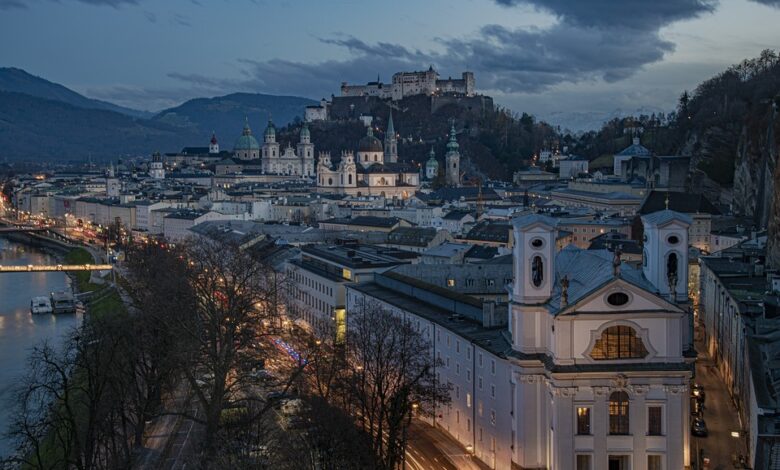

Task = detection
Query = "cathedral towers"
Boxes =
[445,123,461,187]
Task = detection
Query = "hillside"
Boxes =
[274,94,557,180]
[152,93,316,143]
[0,91,199,160]
[0,67,151,119]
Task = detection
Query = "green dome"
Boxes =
[300,123,310,139]
[426,147,438,167]
[234,120,260,151]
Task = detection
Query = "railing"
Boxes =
[0,264,113,272]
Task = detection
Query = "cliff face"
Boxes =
[731,103,779,268]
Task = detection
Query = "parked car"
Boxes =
[691,417,708,437]
[691,383,706,403]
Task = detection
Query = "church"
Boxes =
[345,210,696,469]
[231,119,316,178]
[316,112,420,199]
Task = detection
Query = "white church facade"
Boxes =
[346,210,695,470]
[317,113,420,199]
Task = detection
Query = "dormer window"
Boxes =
[607,292,629,306]
[531,238,544,249]
[667,234,680,245]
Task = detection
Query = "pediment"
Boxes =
[557,278,683,316]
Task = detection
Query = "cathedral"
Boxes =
[231,119,315,178]
[317,113,420,199]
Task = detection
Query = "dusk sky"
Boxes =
[2,0,780,123]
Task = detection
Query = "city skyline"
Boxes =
[1,0,780,124]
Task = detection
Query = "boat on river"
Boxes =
[30,296,53,314]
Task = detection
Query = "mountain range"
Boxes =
[0,68,315,161]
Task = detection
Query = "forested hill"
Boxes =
[273,94,559,181]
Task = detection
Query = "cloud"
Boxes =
[165,0,716,100]
[143,10,156,23]
[749,0,780,6]
[1,0,138,9]
[0,0,28,8]
[170,13,191,27]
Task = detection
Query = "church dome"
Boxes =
[426,147,439,168]
[358,126,383,153]
[300,123,310,139]
[234,121,260,151]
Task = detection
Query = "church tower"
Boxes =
[384,111,398,163]
[209,132,219,154]
[425,147,439,180]
[149,151,165,180]
[297,123,315,177]
[641,209,692,302]
[445,123,461,187]
[510,214,558,353]
[262,118,280,173]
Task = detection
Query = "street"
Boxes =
[693,325,748,469]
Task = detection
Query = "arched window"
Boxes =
[348,174,353,184]
[667,252,679,289]
[328,177,333,185]
[531,256,543,287]
[591,325,648,360]
[609,391,630,435]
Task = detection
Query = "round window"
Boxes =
[667,235,680,245]
[607,292,629,306]
[531,238,544,249]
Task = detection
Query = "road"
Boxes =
[407,420,491,470]
[693,324,748,469]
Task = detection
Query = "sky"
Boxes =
[1,0,779,126]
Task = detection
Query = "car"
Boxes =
[691,383,706,402]
[690,397,703,416]
[691,417,708,437]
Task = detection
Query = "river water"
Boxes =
[0,238,82,458]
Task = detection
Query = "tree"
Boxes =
[344,302,450,470]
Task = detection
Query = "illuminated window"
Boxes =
[342,268,352,280]
[447,278,455,287]
[609,391,630,435]
[577,407,591,435]
[591,325,648,360]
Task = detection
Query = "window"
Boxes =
[466,393,471,408]
[607,292,629,306]
[490,409,496,425]
[478,376,483,389]
[576,455,592,470]
[447,278,455,287]
[648,406,663,436]
[576,407,591,435]
[591,325,649,360]
[491,360,496,374]
[647,455,662,470]
[531,255,544,287]
[609,391,630,435]
[491,384,495,398]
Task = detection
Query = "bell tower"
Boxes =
[510,214,558,353]
[641,209,692,302]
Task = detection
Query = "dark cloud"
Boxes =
[0,0,28,8]
[1,0,137,9]
[143,10,156,23]
[166,0,716,99]
[749,0,780,6]
[494,0,717,29]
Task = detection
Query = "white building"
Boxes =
[341,67,475,101]
[149,152,165,179]
[345,210,695,470]
[261,120,315,177]
[559,155,589,179]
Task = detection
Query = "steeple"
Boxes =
[384,111,398,163]
[209,131,219,154]
[445,121,460,187]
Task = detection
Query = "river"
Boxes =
[0,237,82,458]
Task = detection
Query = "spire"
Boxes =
[446,121,459,151]
[387,110,395,136]
[210,131,218,145]
[664,192,670,210]
[242,117,252,135]
[366,125,374,137]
